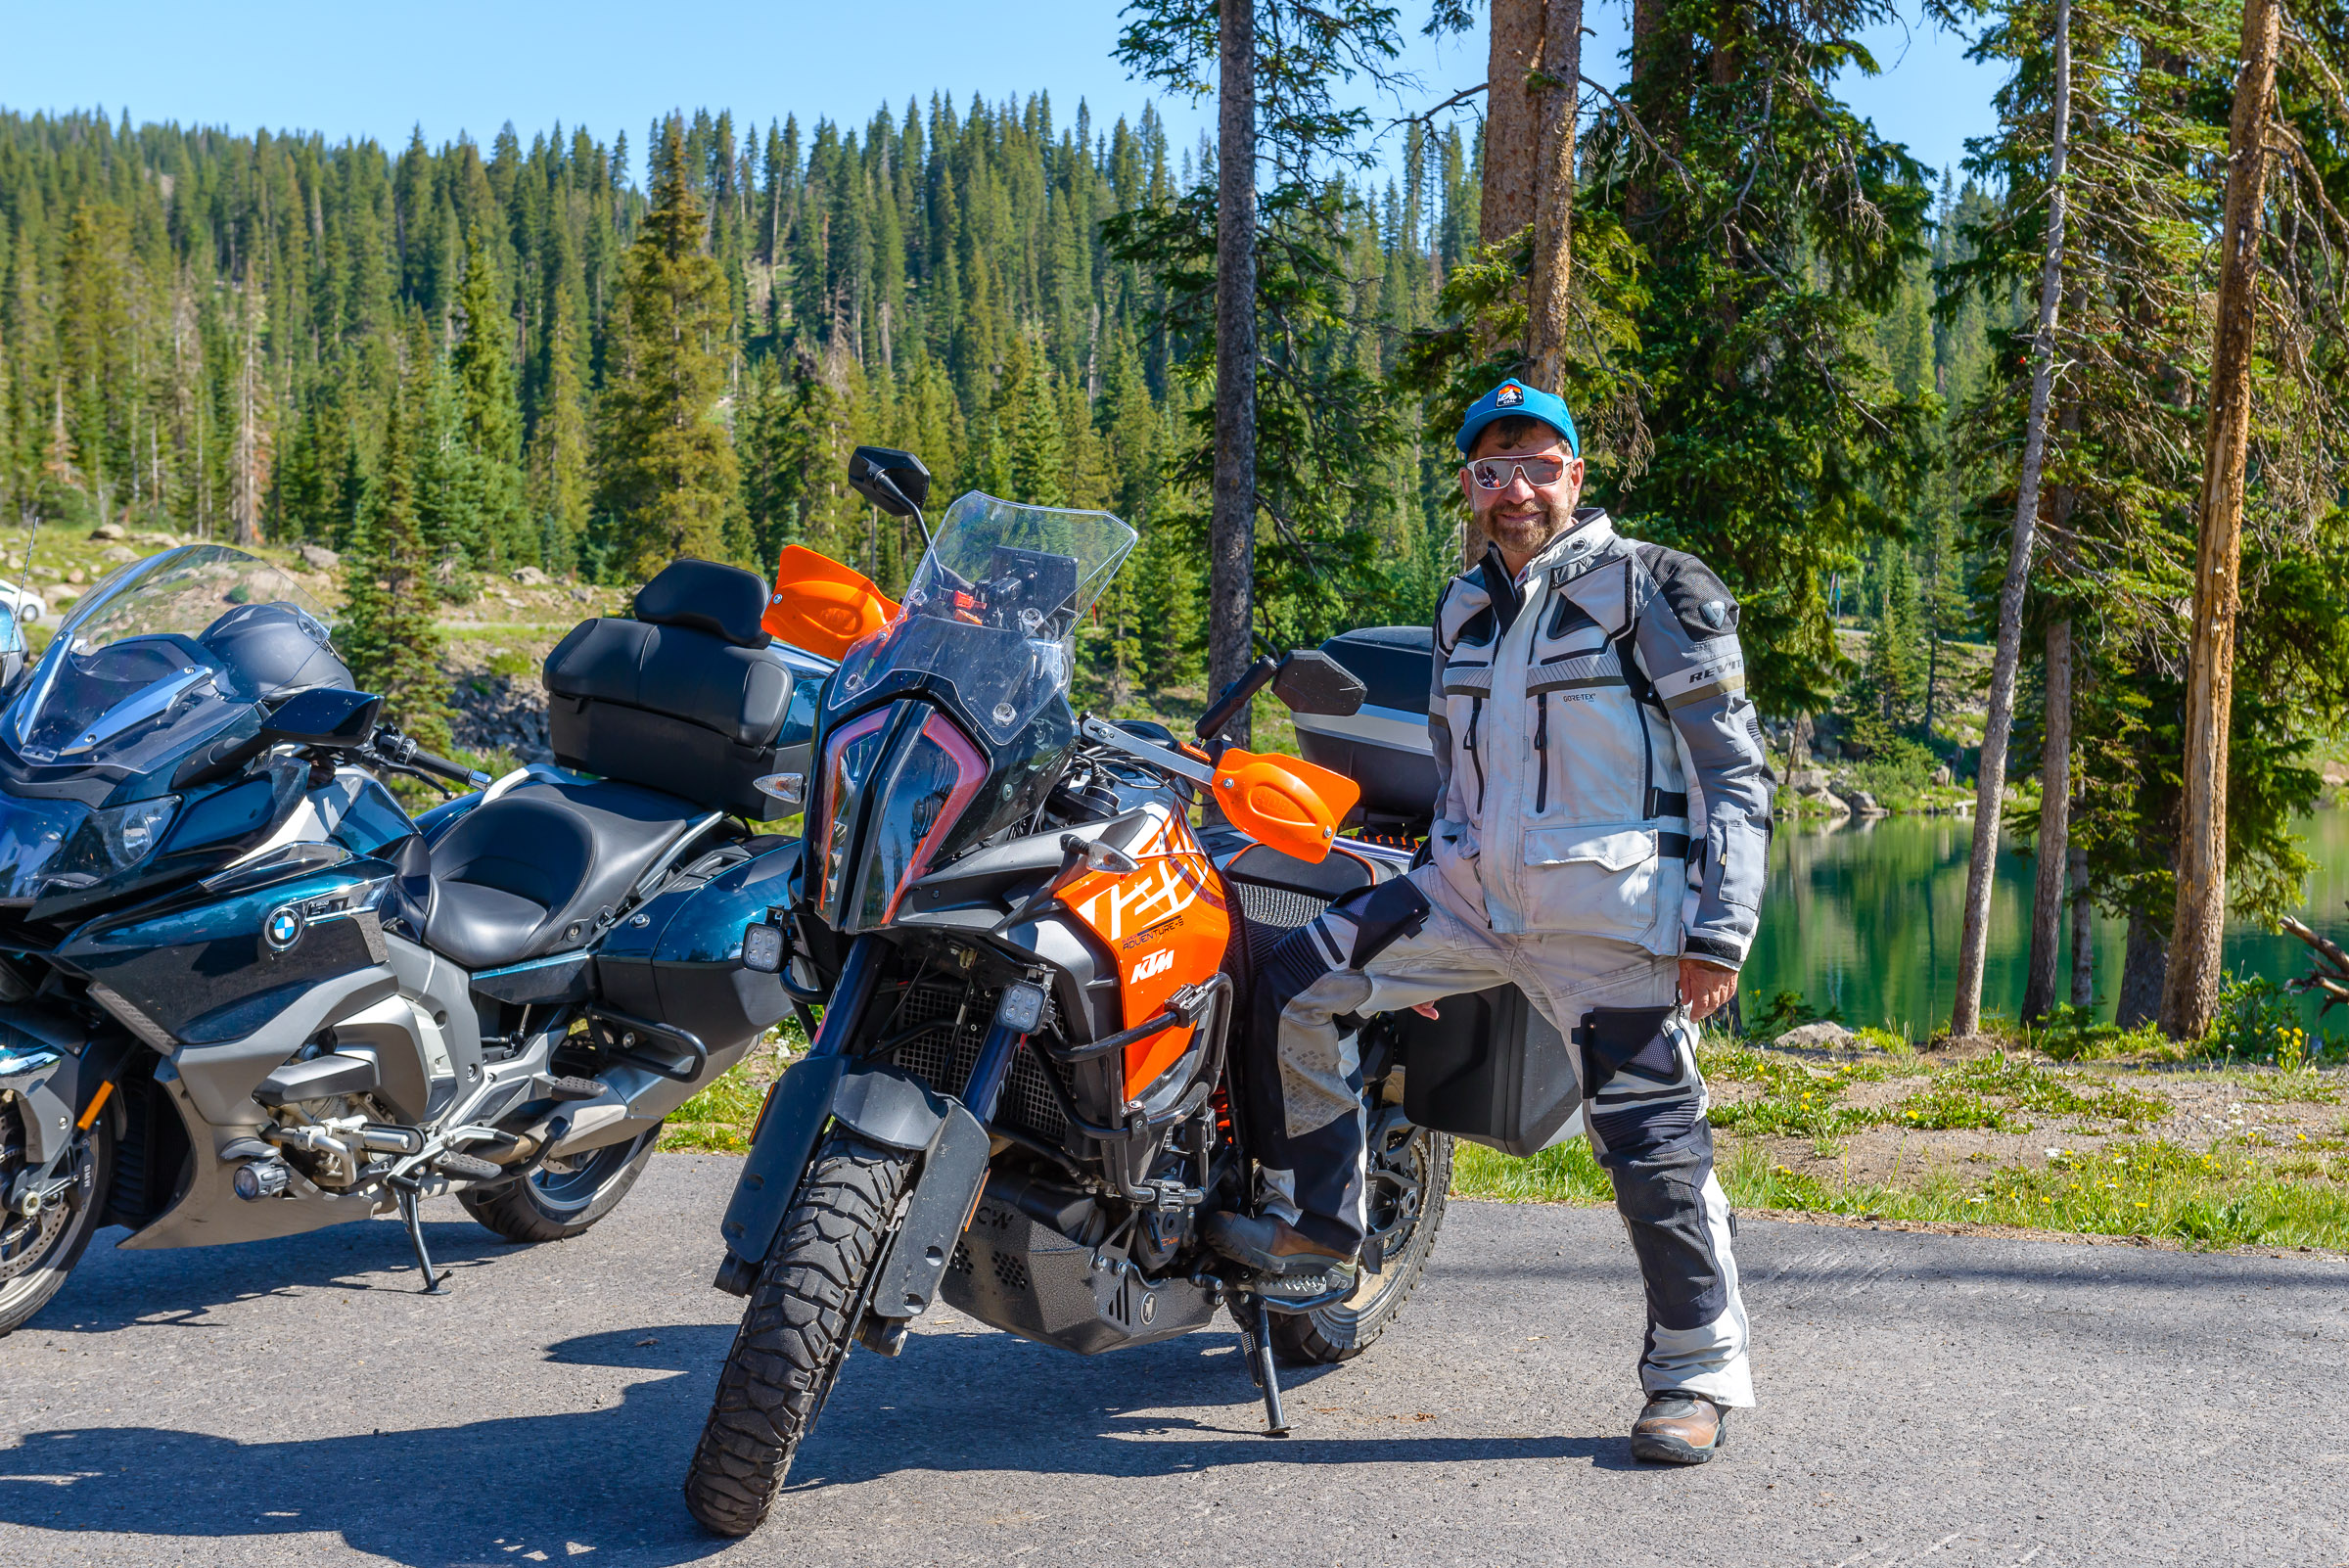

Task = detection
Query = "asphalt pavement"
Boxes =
[0,1154,2341,1567]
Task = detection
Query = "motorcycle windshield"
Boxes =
[3,546,346,768]
[824,493,1135,745]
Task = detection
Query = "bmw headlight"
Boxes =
[45,795,180,892]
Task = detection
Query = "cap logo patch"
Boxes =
[1497,383,1524,407]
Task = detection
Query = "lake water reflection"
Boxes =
[1739,807,2349,1036]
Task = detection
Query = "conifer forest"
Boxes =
[5,0,2349,1039]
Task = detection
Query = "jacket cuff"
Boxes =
[1680,934,1744,968]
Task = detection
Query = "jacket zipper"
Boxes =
[1534,692,1549,813]
[1465,695,1487,811]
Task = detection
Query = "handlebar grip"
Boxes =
[409,748,488,788]
[1195,655,1280,742]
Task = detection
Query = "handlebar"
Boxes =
[370,725,491,790]
[1194,655,1279,743]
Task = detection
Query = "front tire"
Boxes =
[0,1117,113,1338]
[683,1130,910,1537]
[1271,1118,1450,1365]
[460,1125,660,1243]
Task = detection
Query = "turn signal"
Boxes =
[1212,751,1360,864]
[764,546,899,659]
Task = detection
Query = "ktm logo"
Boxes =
[1128,948,1174,986]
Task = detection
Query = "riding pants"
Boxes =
[1250,863,1753,1407]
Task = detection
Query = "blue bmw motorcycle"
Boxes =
[0,543,824,1332]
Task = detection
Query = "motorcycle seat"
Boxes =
[421,777,703,972]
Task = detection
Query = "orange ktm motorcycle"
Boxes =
[682,448,1562,1537]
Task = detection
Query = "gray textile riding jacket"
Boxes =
[1427,508,1774,967]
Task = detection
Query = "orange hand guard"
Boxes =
[1211,750,1360,863]
[762,545,899,659]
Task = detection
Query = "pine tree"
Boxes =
[527,276,591,575]
[596,116,739,580]
[451,230,530,568]
[342,347,450,756]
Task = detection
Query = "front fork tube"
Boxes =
[959,1019,1023,1125]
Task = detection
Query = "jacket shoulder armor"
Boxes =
[1635,542,1739,638]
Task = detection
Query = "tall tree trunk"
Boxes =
[2023,616,2073,1021]
[2163,0,2281,1038]
[1952,0,2070,1037]
[2117,907,2167,1029]
[2068,838,2095,1008]
[1480,0,1543,248]
[1208,0,1258,748]
[1525,0,1583,394]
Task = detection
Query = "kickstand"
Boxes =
[1234,1295,1289,1438]
[392,1183,450,1295]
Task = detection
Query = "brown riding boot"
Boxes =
[1630,1390,1728,1464]
[1201,1212,1358,1286]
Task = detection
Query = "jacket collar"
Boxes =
[1472,508,1617,595]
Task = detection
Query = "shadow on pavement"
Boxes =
[0,1320,1615,1565]
[27,1219,525,1336]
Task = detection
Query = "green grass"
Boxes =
[658,1030,802,1153]
[1453,1132,2349,1251]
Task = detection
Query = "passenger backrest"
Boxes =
[542,559,791,817]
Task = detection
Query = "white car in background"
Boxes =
[0,579,46,625]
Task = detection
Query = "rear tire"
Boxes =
[682,1130,910,1537]
[459,1125,659,1243]
[0,1118,112,1338]
[1271,1120,1450,1365]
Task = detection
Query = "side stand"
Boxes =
[392,1183,450,1295]
[1233,1294,1289,1437]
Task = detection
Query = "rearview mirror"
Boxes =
[1271,650,1366,717]
[848,446,932,518]
[259,687,382,750]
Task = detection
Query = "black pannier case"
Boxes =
[1394,983,1581,1157]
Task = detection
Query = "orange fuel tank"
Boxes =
[1058,804,1231,1100]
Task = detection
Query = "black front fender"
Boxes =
[716,1059,976,1289]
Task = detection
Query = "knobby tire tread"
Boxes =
[682,1130,909,1538]
[1271,1130,1451,1365]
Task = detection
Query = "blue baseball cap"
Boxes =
[1455,379,1579,458]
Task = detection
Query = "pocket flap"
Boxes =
[1524,825,1657,871]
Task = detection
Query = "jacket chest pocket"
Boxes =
[1525,592,1647,822]
[1443,642,1497,813]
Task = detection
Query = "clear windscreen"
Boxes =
[825,492,1135,744]
[3,546,346,766]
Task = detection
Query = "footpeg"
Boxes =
[544,1075,604,1102]
[433,1151,502,1182]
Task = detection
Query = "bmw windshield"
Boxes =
[0,546,349,906]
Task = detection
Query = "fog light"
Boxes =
[995,982,1047,1034]
[233,1159,291,1201]
[742,922,785,974]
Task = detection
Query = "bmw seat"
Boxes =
[419,558,817,973]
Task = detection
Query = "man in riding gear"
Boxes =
[1205,378,1771,1465]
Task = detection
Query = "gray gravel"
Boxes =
[0,1154,2342,1567]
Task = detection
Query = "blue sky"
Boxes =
[0,0,1999,190]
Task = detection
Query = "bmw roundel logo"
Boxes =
[261,905,305,955]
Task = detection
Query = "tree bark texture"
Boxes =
[2068,840,2095,1009]
[1952,0,2069,1037]
[1209,0,1258,747]
[2023,617,2073,1022]
[1480,0,1544,247]
[1525,0,1582,393]
[2117,907,2168,1030]
[2162,0,2281,1039]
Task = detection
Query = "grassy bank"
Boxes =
[658,1022,2349,1253]
[1453,1037,2349,1252]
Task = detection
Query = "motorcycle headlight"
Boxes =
[809,710,896,916]
[45,795,180,892]
[845,712,987,931]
